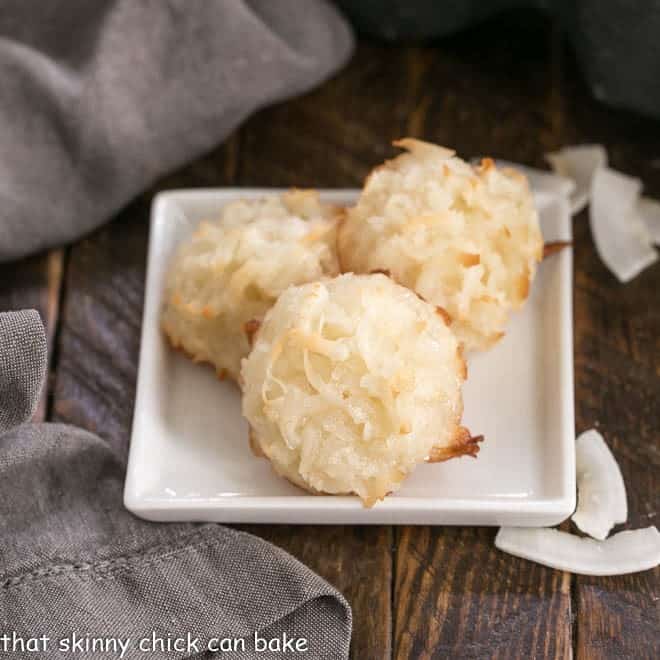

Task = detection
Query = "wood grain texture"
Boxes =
[0,249,64,421]
[50,200,150,455]
[559,45,660,660]
[236,45,426,189]
[395,527,572,660]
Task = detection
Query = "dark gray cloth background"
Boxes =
[0,309,352,658]
[0,0,353,262]
[0,0,354,656]
[336,0,660,119]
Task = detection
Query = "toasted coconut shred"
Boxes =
[542,241,572,259]
[495,527,660,576]
[572,429,627,541]
[241,273,475,507]
[339,139,543,352]
[161,190,340,380]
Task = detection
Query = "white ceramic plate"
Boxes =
[124,187,575,525]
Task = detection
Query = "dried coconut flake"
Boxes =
[590,167,658,282]
[495,526,660,576]
[546,144,607,214]
[572,429,627,540]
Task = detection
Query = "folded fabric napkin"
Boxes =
[0,0,353,262]
[0,310,352,659]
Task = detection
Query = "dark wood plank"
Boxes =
[51,202,150,454]
[0,249,64,421]
[558,45,660,660]
[384,12,573,659]
[395,528,572,659]
[236,48,432,188]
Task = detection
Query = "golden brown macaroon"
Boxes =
[338,139,543,351]
[241,273,478,507]
[162,190,340,380]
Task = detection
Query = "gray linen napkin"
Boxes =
[0,310,47,432]
[0,0,354,262]
[0,309,352,659]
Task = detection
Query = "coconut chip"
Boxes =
[495,526,660,576]
[546,144,607,214]
[638,196,660,245]
[590,167,658,282]
[572,429,627,540]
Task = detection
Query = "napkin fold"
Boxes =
[0,0,354,262]
[0,310,352,659]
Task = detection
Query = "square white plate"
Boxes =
[125,187,575,525]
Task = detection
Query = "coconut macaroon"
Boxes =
[338,139,543,351]
[241,273,479,507]
[162,190,340,380]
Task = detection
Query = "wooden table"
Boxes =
[1,11,658,659]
